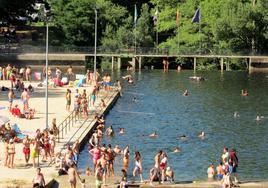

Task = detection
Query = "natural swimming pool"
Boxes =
[78,70,268,182]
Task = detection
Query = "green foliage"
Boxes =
[0,0,36,25]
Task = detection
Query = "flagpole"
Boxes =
[199,3,201,55]
[134,4,137,55]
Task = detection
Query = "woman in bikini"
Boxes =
[7,138,15,168]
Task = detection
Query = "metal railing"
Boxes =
[0,45,267,56]
[57,109,77,143]
[47,87,118,167]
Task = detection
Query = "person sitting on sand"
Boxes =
[165,166,175,183]
[11,104,22,118]
[173,147,181,153]
[183,90,189,96]
[149,167,160,185]
[25,108,35,120]
[149,131,158,138]
[119,128,125,134]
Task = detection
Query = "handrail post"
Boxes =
[61,124,63,138]
[69,116,71,131]
[65,120,67,134]
[58,125,60,142]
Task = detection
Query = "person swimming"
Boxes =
[177,134,187,140]
[105,126,114,137]
[183,90,189,96]
[149,132,158,138]
[198,131,205,139]
[233,111,240,118]
[256,116,264,121]
[241,89,248,96]
[189,76,204,81]
[173,147,181,153]
[119,128,125,134]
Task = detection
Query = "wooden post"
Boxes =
[117,57,121,70]
[220,58,224,72]
[138,56,142,70]
[249,57,252,72]
[132,57,136,69]
[194,57,197,71]
[111,56,114,70]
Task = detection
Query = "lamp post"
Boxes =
[44,8,49,130]
[93,8,97,81]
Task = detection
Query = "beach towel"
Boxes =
[12,123,25,139]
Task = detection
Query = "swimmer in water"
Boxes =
[173,147,181,153]
[256,116,264,121]
[183,90,189,96]
[119,128,125,134]
[149,132,158,138]
[198,131,205,139]
[241,89,248,96]
[105,126,114,137]
[132,97,138,102]
[122,75,134,84]
[234,111,240,118]
[177,134,187,140]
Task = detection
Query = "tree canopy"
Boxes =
[2,0,268,55]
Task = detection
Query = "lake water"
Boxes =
[78,70,268,182]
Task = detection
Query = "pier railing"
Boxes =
[57,109,77,143]
[0,45,266,56]
[48,88,118,167]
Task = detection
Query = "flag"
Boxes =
[176,9,180,26]
[153,8,159,25]
[134,4,137,27]
[192,8,200,23]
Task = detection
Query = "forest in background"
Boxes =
[1,0,268,69]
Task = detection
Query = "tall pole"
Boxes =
[45,20,48,129]
[199,4,201,55]
[94,8,97,81]
[134,4,137,55]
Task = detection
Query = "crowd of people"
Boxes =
[207,147,239,188]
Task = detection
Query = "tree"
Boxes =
[0,0,36,25]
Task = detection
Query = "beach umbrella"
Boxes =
[0,115,10,126]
